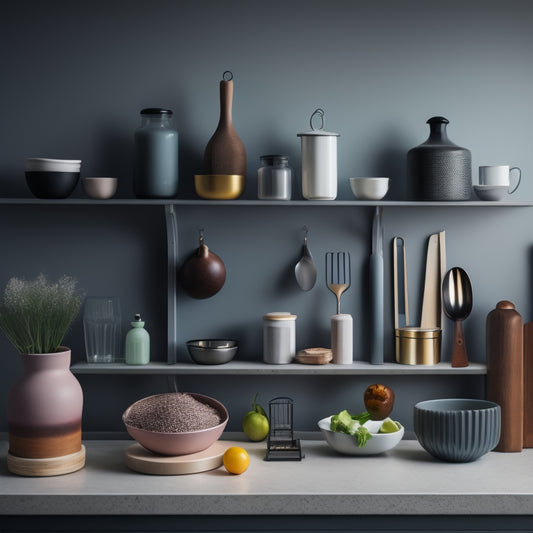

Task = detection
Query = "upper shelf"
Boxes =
[0,198,532,207]
[70,360,487,375]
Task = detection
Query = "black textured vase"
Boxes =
[407,116,471,201]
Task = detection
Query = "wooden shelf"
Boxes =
[71,360,487,376]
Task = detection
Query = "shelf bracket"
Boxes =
[164,204,178,364]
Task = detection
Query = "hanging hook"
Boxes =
[222,70,233,81]
[302,225,309,245]
[309,108,325,131]
[198,227,205,246]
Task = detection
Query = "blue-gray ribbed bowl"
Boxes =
[414,398,501,463]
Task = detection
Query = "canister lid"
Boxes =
[297,108,339,137]
[395,327,441,339]
[141,108,173,115]
[297,131,340,137]
[260,154,289,164]
[263,313,297,321]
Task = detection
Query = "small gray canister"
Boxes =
[257,155,292,200]
[263,312,297,364]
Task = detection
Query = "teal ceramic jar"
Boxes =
[133,108,179,198]
[125,314,150,365]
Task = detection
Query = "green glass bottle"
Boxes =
[125,314,150,365]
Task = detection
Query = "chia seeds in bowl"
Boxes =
[123,392,229,456]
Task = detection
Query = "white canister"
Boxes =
[263,312,297,364]
[331,314,353,364]
[297,108,340,200]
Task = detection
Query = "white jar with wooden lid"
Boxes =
[263,312,297,364]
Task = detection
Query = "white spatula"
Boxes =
[420,233,441,329]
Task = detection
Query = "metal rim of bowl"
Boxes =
[186,339,238,350]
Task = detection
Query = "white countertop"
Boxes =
[1,438,533,516]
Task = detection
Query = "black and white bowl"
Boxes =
[25,158,81,199]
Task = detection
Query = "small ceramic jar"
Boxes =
[297,109,340,200]
[331,314,353,364]
[257,155,292,200]
[263,312,297,364]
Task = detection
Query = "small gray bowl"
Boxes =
[82,177,118,199]
[473,184,508,201]
[414,398,501,462]
[186,339,238,365]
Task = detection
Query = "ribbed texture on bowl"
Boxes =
[414,399,501,462]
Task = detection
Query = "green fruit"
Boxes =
[378,417,401,433]
[242,393,269,441]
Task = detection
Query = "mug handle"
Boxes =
[509,167,521,194]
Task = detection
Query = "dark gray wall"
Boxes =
[1,0,532,434]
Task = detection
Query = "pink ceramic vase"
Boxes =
[7,347,83,459]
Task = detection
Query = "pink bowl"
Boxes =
[122,393,228,456]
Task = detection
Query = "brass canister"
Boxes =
[395,327,441,365]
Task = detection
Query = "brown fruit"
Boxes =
[364,384,395,420]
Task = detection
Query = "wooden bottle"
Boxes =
[524,321,533,447]
[204,71,246,176]
[486,300,523,452]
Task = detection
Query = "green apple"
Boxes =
[242,393,269,441]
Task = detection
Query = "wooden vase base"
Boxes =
[7,445,85,477]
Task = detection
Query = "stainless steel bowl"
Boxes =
[186,339,238,365]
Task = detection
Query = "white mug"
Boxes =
[479,165,521,193]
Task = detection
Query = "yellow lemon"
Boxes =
[223,446,250,474]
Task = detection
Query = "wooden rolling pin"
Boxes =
[486,301,523,452]
[524,321,533,447]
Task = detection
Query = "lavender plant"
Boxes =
[0,274,85,354]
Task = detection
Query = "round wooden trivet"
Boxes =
[125,440,240,475]
[7,445,86,477]
[296,347,333,365]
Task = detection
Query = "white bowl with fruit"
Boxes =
[318,383,404,455]
[318,415,404,455]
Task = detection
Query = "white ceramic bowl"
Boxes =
[473,185,508,201]
[349,177,389,200]
[318,416,404,455]
[25,158,81,173]
[82,177,118,199]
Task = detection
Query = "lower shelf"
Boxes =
[70,360,487,375]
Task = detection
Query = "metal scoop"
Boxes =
[442,267,473,368]
[294,226,317,291]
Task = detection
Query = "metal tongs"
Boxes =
[393,232,446,330]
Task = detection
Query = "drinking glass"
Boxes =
[83,297,121,363]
